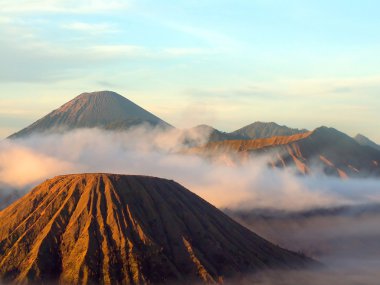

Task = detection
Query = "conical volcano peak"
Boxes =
[78,90,122,97]
[57,90,143,117]
[0,173,312,284]
[71,90,133,104]
[9,91,172,138]
[60,90,122,107]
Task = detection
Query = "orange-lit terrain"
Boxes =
[1,91,379,284]
[0,174,311,284]
[189,127,380,178]
[2,1,380,284]
[191,131,311,154]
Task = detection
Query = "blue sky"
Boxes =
[1,0,379,141]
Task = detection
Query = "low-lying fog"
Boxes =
[225,204,380,284]
[1,126,379,284]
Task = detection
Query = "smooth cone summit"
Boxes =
[9,91,172,138]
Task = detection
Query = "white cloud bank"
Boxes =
[1,127,379,211]
[1,127,380,284]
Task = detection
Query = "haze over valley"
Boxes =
[0,90,379,284]
[1,1,380,283]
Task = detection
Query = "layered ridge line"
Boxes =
[189,131,312,154]
[187,127,380,178]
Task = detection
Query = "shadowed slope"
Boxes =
[354,134,380,151]
[9,91,172,138]
[231,122,307,140]
[0,174,311,284]
[182,125,242,145]
[189,127,380,177]
[186,122,308,144]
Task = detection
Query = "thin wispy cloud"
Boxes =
[162,47,210,56]
[168,23,240,50]
[61,22,119,34]
[184,86,278,100]
[86,44,146,57]
[0,0,130,14]
[0,16,13,23]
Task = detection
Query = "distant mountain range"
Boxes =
[189,127,380,178]
[7,90,380,178]
[188,122,307,143]
[0,173,311,284]
[231,121,308,140]
[6,90,307,141]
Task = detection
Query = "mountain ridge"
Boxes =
[231,121,308,140]
[354,133,380,151]
[186,122,309,144]
[188,126,380,178]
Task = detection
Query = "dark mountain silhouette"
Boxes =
[354,134,380,151]
[9,91,172,138]
[182,125,242,146]
[0,189,21,211]
[192,125,236,141]
[186,122,308,145]
[189,127,380,178]
[231,121,308,140]
[0,173,312,284]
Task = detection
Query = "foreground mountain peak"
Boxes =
[9,91,172,138]
[0,173,311,284]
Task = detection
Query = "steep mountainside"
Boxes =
[190,127,380,178]
[354,134,380,151]
[231,121,308,140]
[185,122,308,145]
[9,91,172,138]
[183,125,242,145]
[0,174,311,284]
[192,125,238,141]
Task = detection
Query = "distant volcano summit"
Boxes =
[0,174,311,284]
[9,91,172,138]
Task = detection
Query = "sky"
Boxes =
[0,0,379,142]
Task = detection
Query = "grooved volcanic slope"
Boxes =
[0,174,310,284]
[9,91,172,138]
